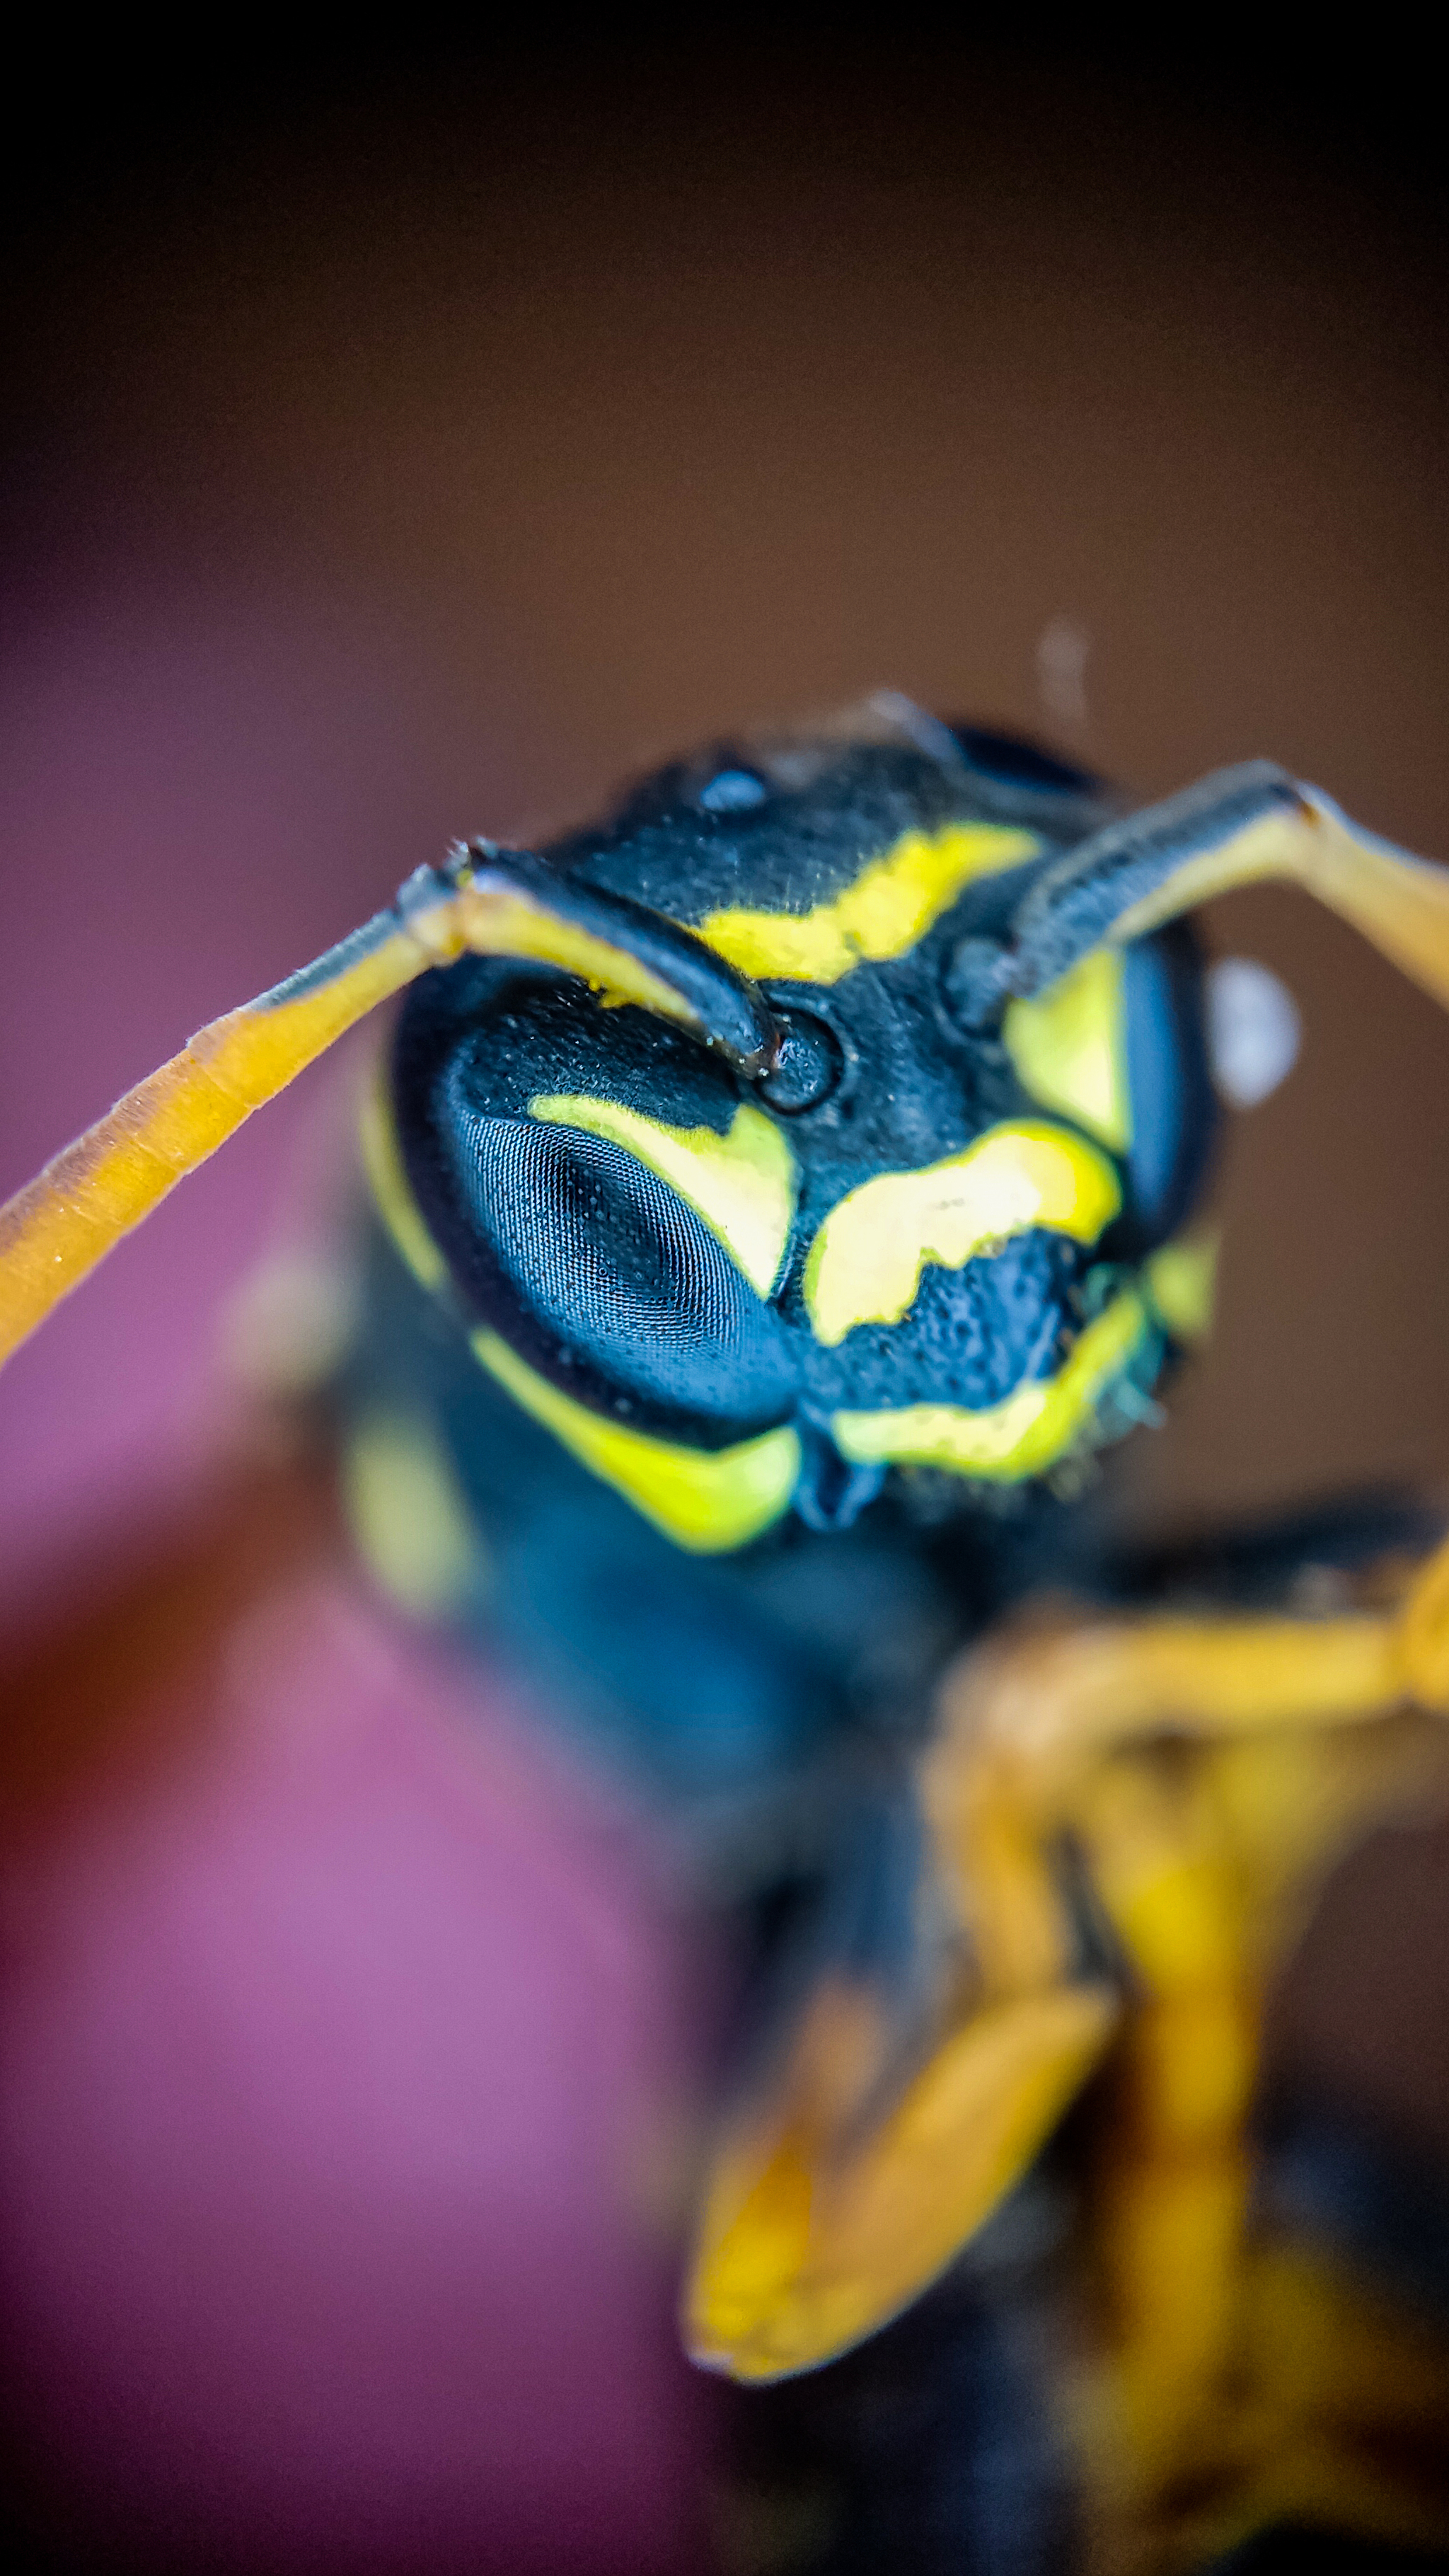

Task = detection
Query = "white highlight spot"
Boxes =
[1206,956,1301,1108]
[1036,616,1090,729]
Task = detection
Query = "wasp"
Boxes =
[4,696,1449,2572]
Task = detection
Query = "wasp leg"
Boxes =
[685,1701,1124,2387]
[684,1730,1119,2384]
[685,1963,1116,2384]
[930,1524,1449,1804]
[686,1541,1449,2396]
[1063,1744,1262,2541]
[923,1553,1449,2568]
[1065,1734,1449,2531]
[1164,2242,1449,2570]
[937,1604,1404,1783]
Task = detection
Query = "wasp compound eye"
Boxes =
[756,1011,844,1114]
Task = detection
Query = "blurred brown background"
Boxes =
[3,34,1449,1560]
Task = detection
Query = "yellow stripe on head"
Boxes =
[529,1094,797,1296]
[471,1330,800,1552]
[804,1121,1121,1349]
[691,820,1039,984]
[830,1289,1149,1483]
[1003,948,1132,1152]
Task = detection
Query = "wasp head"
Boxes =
[378,698,1218,1551]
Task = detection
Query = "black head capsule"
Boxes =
[370,706,1313,1566]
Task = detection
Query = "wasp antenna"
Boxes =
[1007,765,1449,1016]
[438,842,781,1073]
[0,905,433,1372]
[0,846,779,1372]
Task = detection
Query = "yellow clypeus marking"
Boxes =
[1003,947,1132,1151]
[691,819,1039,984]
[529,1093,797,1296]
[831,1288,1148,1483]
[804,1120,1121,1349]
[1143,1228,1218,1344]
[471,1330,801,1553]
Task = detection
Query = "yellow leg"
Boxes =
[1173,2248,1449,2568]
[1067,1752,1258,2522]
[686,1536,1449,2395]
[920,1541,1449,2568]
[684,1970,1116,2381]
[935,1526,1449,1781]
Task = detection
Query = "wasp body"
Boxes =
[5,697,1449,2572]
[343,708,1208,1836]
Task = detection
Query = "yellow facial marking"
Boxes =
[804,1121,1121,1349]
[830,1288,1149,1483]
[691,820,1039,984]
[1143,1229,1218,1345]
[529,1094,796,1297]
[471,1329,800,1553]
[1003,948,1132,1152]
